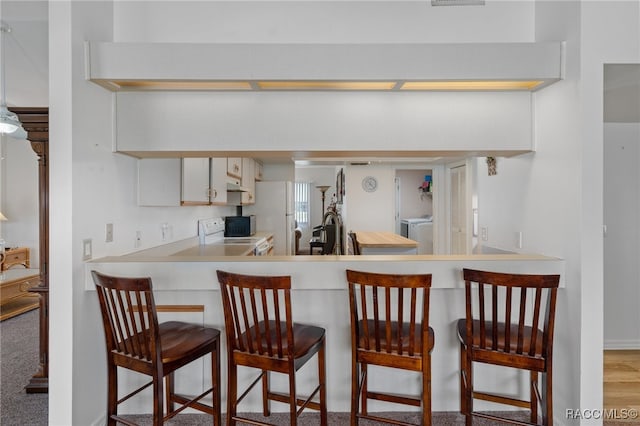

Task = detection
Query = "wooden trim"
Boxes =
[130,305,205,313]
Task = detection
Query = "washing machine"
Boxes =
[400,217,433,254]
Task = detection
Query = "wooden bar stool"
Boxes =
[216,270,327,426]
[457,268,560,426]
[91,271,222,426]
[345,269,433,426]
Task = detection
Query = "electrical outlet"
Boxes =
[161,223,169,241]
[105,223,113,242]
[82,239,92,260]
[481,227,488,241]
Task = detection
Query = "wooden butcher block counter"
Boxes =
[355,231,418,255]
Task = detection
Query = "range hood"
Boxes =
[85,42,564,92]
[227,181,249,192]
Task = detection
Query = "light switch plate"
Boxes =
[82,239,92,260]
[106,223,113,242]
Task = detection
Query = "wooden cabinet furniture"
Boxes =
[9,107,49,393]
[0,268,40,321]
[355,231,418,255]
[1,247,30,271]
[138,158,229,206]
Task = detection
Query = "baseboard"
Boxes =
[604,340,640,350]
[90,414,106,426]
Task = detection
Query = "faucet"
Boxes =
[321,211,342,255]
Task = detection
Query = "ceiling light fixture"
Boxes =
[0,23,21,134]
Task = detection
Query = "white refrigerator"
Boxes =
[244,181,295,255]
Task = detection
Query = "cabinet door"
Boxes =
[181,158,211,205]
[227,157,242,179]
[138,159,181,206]
[255,160,263,181]
[210,158,228,205]
[241,158,256,204]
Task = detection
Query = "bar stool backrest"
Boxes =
[216,270,294,360]
[92,271,161,368]
[346,269,431,357]
[462,268,559,360]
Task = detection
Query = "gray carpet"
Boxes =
[0,309,536,425]
[0,308,48,426]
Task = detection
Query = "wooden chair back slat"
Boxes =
[504,286,512,352]
[517,288,527,353]
[217,270,293,360]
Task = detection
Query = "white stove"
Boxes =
[198,218,271,255]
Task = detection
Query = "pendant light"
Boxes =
[0,23,21,134]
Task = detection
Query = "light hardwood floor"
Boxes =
[604,350,640,423]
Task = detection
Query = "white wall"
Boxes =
[396,169,433,220]
[46,1,640,425]
[112,1,535,43]
[344,165,396,233]
[604,123,640,348]
[0,137,39,265]
[578,2,640,422]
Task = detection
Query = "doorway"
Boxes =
[603,63,640,413]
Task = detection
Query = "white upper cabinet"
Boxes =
[241,158,256,205]
[138,157,229,206]
[181,158,210,205]
[255,160,263,181]
[227,158,242,179]
[210,158,228,205]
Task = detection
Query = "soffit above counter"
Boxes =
[85,42,564,92]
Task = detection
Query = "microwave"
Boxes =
[224,215,256,237]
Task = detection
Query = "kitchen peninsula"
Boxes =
[85,246,564,414]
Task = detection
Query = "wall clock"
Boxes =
[362,176,378,193]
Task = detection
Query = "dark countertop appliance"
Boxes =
[224,215,256,237]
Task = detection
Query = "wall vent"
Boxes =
[431,0,485,6]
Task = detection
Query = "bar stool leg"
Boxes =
[530,371,538,423]
[350,358,359,426]
[319,340,328,426]
[213,341,221,426]
[361,364,368,416]
[227,361,237,426]
[288,373,297,426]
[262,370,271,417]
[422,352,432,426]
